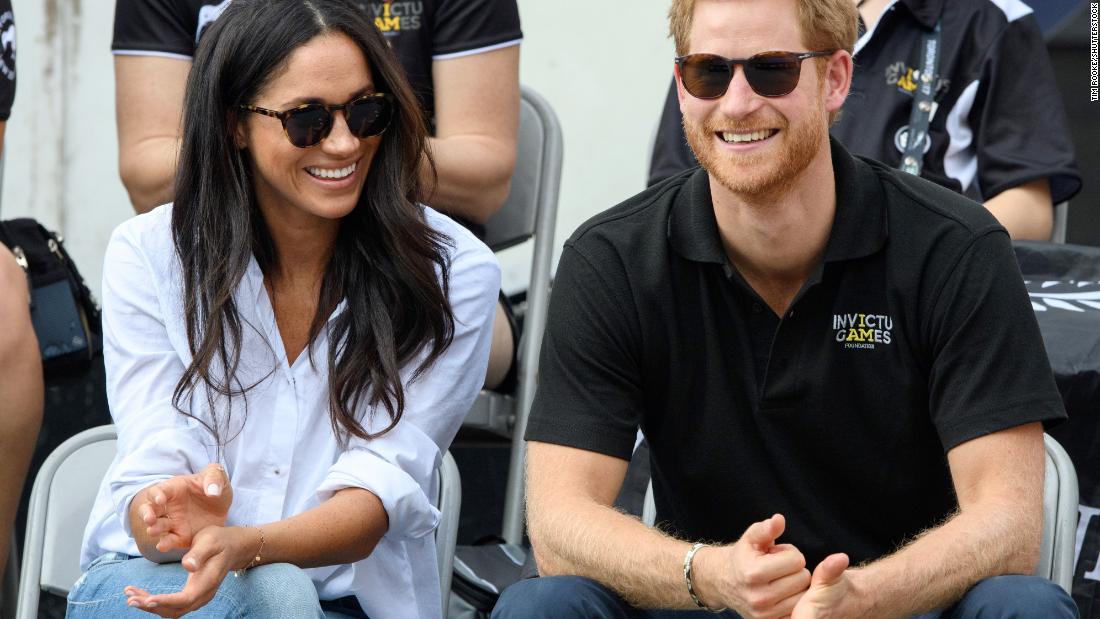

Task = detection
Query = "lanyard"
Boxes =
[899,20,941,176]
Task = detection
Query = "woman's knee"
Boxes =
[225,563,324,618]
[67,555,187,618]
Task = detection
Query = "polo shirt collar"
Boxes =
[668,168,728,265]
[822,137,889,263]
[669,138,888,266]
[895,0,947,30]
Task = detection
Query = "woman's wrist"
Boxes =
[229,525,266,571]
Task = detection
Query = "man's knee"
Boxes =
[492,576,630,619]
[953,575,1078,619]
[221,562,323,618]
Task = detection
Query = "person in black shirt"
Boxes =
[494,0,1076,617]
[112,0,522,390]
[649,0,1081,242]
[0,0,12,151]
[0,0,44,589]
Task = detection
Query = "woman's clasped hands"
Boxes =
[125,463,262,617]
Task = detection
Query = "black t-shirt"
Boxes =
[649,0,1081,206]
[111,0,522,120]
[528,138,1065,569]
[0,0,15,121]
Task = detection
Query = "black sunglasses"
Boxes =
[239,92,393,148]
[676,51,835,99]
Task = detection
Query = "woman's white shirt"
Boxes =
[79,204,501,619]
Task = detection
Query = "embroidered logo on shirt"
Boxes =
[369,1,423,34]
[0,10,14,82]
[833,313,893,349]
[884,61,949,98]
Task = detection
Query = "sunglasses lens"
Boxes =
[347,96,393,138]
[745,52,802,97]
[681,55,733,99]
[285,105,332,147]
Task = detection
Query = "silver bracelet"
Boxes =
[683,542,726,613]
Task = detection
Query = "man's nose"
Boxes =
[717,64,766,119]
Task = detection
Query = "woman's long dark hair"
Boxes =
[171,0,455,447]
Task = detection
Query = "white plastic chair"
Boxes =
[16,424,463,617]
[642,433,1080,593]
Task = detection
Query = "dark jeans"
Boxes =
[491,574,1078,619]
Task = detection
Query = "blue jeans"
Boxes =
[491,574,1079,619]
[66,553,367,618]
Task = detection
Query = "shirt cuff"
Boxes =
[317,447,440,540]
[108,429,210,537]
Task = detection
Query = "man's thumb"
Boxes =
[810,553,849,588]
[741,514,785,548]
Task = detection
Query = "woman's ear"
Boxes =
[234,121,248,149]
[231,111,249,149]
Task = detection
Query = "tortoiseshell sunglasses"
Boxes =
[676,51,836,98]
[239,92,392,148]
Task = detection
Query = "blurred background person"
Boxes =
[0,0,44,591]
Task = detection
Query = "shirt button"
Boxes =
[274,468,281,476]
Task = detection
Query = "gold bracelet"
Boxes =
[233,527,266,577]
[247,527,266,569]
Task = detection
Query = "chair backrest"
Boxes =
[16,424,116,619]
[1051,202,1068,244]
[490,85,563,546]
[16,424,464,616]
[641,433,1080,593]
[436,451,461,611]
[1039,433,1078,593]
[481,86,562,254]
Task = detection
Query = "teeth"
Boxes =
[721,130,773,143]
[306,162,357,179]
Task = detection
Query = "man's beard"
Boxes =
[684,105,827,199]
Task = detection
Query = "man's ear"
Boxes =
[673,63,687,112]
[823,50,854,118]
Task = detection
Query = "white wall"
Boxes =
[2,0,674,297]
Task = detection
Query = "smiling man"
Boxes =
[491,0,1078,618]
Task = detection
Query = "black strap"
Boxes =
[899,20,941,176]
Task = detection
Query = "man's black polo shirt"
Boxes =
[527,139,1065,569]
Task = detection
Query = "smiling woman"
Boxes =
[66,1,500,618]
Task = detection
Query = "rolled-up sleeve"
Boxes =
[316,211,500,540]
[101,222,213,536]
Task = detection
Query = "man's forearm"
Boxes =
[120,136,180,214]
[984,180,1053,241]
[531,495,701,609]
[423,134,514,225]
[846,501,1040,618]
